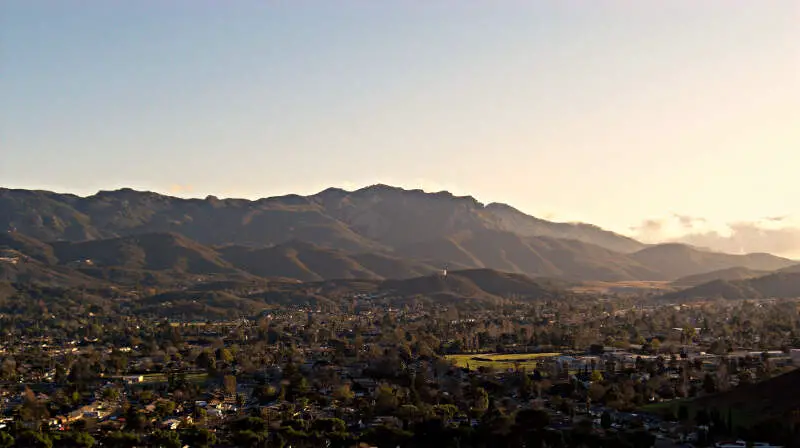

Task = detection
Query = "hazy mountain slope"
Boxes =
[379,269,557,301]
[396,230,658,281]
[777,263,800,274]
[0,253,101,287]
[630,243,795,279]
[747,272,800,298]
[0,185,640,254]
[661,271,800,301]
[0,232,58,264]
[660,279,760,301]
[50,232,238,274]
[672,266,769,287]
[311,185,494,247]
[448,268,555,298]
[520,235,661,281]
[219,241,441,281]
[2,186,794,283]
[349,252,440,279]
[140,290,267,320]
[484,203,644,253]
[218,241,379,281]
[0,189,102,241]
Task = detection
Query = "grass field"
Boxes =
[446,352,560,371]
[140,372,209,384]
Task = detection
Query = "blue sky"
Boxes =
[2,1,798,253]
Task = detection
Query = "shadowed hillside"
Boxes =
[661,271,800,301]
[630,243,794,279]
[672,267,769,287]
[50,232,238,274]
[380,269,556,301]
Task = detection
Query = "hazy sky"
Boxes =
[2,1,799,254]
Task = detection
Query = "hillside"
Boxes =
[380,269,557,302]
[0,231,58,264]
[661,271,800,302]
[0,185,639,253]
[672,267,769,287]
[396,230,661,282]
[485,203,644,253]
[1,186,795,283]
[630,243,794,279]
[693,368,800,425]
[0,253,102,287]
[217,240,427,281]
[777,263,800,274]
[50,232,239,274]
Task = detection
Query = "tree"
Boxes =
[312,418,347,434]
[678,405,689,422]
[0,432,12,448]
[15,430,52,448]
[102,387,120,401]
[332,384,354,403]
[217,347,234,364]
[104,432,140,448]
[650,338,662,352]
[375,385,398,414]
[195,350,216,373]
[151,430,181,448]
[703,373,717,394]
[232,430,265,448]
[513,409,550,448]
[223,375,237,396]
[182,427,216,448]
[59,432,95,448]
[473,387,489,413]
[19,386,48,431]
[696,409,710,427]
[601,411,612,430]
[155,400,177,419]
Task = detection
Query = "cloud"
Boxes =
[672,214,705,229]
[676,222,800,256]
[630,219,665,240]
[168,184,194,194]
[631,214,800,257]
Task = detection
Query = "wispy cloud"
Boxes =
[631,215,800,258]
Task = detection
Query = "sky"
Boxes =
[2,1,799,256]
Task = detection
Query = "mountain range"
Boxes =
[1,186,797,292]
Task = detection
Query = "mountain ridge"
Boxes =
[1,186,795,283]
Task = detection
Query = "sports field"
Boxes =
[140,372,209,384]
[446,352,560,371]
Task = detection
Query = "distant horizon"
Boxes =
[3,181,798,259]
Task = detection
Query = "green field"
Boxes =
[140,372,209,384]
[446,352,560,371]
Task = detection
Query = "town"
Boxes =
[0,289,795,448]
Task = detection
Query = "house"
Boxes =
[124,375,144,384]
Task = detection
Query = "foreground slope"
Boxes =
[693,368,800,424]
